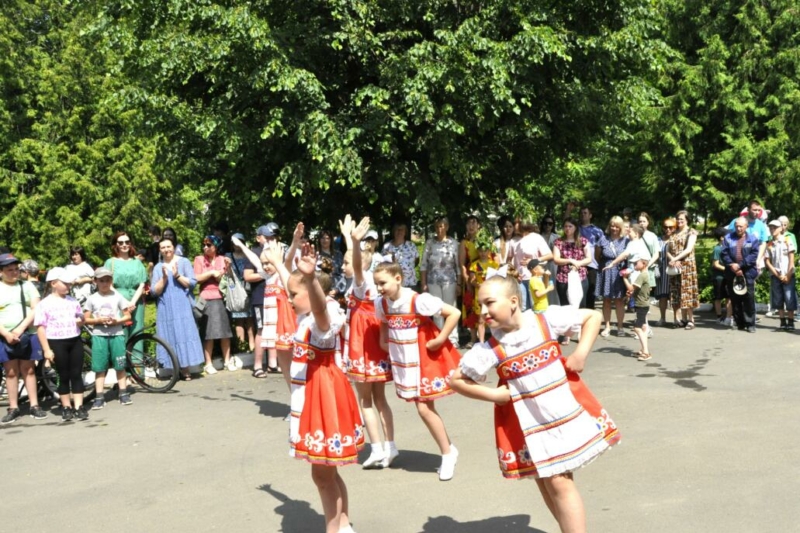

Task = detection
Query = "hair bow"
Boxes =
[486,264,508,279]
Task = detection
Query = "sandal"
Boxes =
[637,352,653,361]
[180,373,193,381]
[266,365,281,374]
[600,329,611,338]
[684,321,695,330]
[252,368,268,379]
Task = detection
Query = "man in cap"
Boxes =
[721,217,761,332]
[0,253,47,423]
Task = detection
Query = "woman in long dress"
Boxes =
[150,238,204,379]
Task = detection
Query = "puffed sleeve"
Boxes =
[180,258,198,290]
[458,343,498,382]
[543,305,583,337]
[414,292,444,316]
[308,310,345,346]
[375,296,387,322]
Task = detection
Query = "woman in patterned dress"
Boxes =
[451,274,619,533]
[553,218,592,308]
[594,216,629,337]
[667,210,700,329]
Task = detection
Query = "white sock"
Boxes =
[384,441,397,454]
[370,443,384,456]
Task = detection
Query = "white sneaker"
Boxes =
[203,364,218,375]
[723,317,733,327]
[362,450,386,469]
[438,444,459,481]
[225,360,238,372]
[380,446,400,468]
[647,326,654,338]
[765,310,775,318]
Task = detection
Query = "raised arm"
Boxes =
[231,235,264,275]
[338,214,354,251]
[350,216,370,287]
[297,243,330,332]
[262,241,291,290]
[284,222,305,271]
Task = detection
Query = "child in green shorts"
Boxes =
[84,267,132,408]
[527,259,554,313]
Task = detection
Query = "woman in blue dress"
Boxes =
[150,238,204,380]
[595,216,629,337]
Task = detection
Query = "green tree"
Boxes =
[588,0,800,225]
[0,1,204,267]
[92,0,664,230]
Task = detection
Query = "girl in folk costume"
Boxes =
[451,273,620,533]
[263,240,364,533]
[342,216,396,469]
[373,257,462,481]
[231,229,300,388]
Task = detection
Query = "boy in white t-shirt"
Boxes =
[83,267,132,408]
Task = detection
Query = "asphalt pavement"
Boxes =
[1,308,797,533]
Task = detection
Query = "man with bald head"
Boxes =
[721,217,762,332]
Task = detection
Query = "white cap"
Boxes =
[768,219,782,228]
[45,267,76,283]
[365,230,378,240]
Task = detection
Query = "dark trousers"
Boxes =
[728,280,756,329]
[50,336,85,395]
[583,268,598,309]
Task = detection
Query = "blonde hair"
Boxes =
[482,275,522,302]
[289,269,333,294]
[606,216,624,234]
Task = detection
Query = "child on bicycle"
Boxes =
[84,267,133,408]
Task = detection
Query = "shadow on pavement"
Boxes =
[259,483,325,532]
[419,514,546,532]
[381,448,441,474]
[231,393,289,419]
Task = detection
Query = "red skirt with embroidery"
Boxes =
[293,358,365,465]
[493,360,621,479]
[412,319,461,402]
[346,300,391,382]
[275,293,297,351]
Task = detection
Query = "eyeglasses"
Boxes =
[117,240,131,245]
[662,226,675,230]
[202,243,214,248]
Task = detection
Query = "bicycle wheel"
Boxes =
[41,345,97,402]
[125,332,180,392]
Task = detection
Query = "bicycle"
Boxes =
[40,326,180,399]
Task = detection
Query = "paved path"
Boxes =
[2,309,797,532]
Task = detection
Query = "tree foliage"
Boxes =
[91,0,663,229]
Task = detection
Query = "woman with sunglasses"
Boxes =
[104,232,148,340]
[653,218,676,326]
[193,235,234,374]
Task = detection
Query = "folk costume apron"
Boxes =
[381,293,461,401]
[289,324,364,465]
[490,313,620,479]
[262,277,297,351]
[344,293,391,382]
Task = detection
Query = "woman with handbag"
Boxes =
[226,233,254,352]
[151,238,204,380]
[0,253,47,423]
[193,235,234,374]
